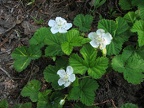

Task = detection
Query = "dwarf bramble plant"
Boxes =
[8,1,144,107]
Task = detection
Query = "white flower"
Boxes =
[59,99,65,106]
[88,29,112,50]
[48,17,72,34]
[57,66,76,87]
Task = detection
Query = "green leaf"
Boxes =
[44,91,64,108]
[43,65,62,89]
[29,27,50,46]
[69,54,87,74]
[45,45,64,57]
[61,29,90,55]
[61,42,73,55]
[93,0,106,8]
[21,80,41,102]
[98,19,116,36]
[139,6,144,20]
[44,30,65,56]
[0,99,8,108]
[88,57,109,79]
[73,14,93,32]
[69,44,108,79]
[37,90,52,108]
[120,103,138,108]
[11,45,41,72]
[12,102,32,108]
[98,17,129,55]
[119,0,132,10]
[112,46,144,84]
[124,11,137,24]
[55,56,69,69]
[68,78,99,106]
[131,20,144,47]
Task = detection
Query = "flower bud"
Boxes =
[59,99,65,106]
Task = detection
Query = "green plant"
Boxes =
[9,1,144,107]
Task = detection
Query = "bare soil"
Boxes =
[0,0,144,108]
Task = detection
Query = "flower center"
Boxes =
[63,74,69,81]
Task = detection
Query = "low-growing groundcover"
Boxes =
[0,0,144,108]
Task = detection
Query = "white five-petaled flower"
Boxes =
[48,17,72,34]
[57,66,76,87]
[88,29,113,50]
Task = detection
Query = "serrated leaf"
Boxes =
[131,20,144,47]
[11,45,41,72]
[37,90,52,108]
[115,17,130,35]
[69,44,108,79]
[98,19,116,36]
[112,46,144,84]
[98,17,129,55]
[61,29,90,55]
[68,78,99,106]
[124,11,137,24]
[45,45,64,57]
[29,27,50,46]
[38,90,52,101]
[55,57,69,69]
[69,54,87,74]
[88,57,109,79]
[61,42,73,55]
[21,80,41,102]
[73,14,93,32]
[0,99,8,108]
[48,91,64,108]
[44,31,66,45]
[139,7,144,20]
[12,102,32,108]
[120,103,138,108]
[43,65,62,89]
[119,0,132,10]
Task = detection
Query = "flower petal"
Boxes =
[56,17,65,22]
[58,78,65,86]
[68,74,76,82]
[51,27,58,34]
[48,20,55,27]
[58,28,67,33]
[102,33,112,45]
[90,40,99,48]
[66,66,73,75]
[57,69,66,78]
[96,29,105,35]
[88,32,96,40]
[64,23,72,30]
[64,81,71,87]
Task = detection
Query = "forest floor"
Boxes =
[0,0,144,108]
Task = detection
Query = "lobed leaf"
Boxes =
[68,78,99,106]
[131,20,144,47]
[73,14,93,32]
[112,46,144,84]
[21,80,41,102]
[11,45,41,72]
[43,65,62,89]
[61,29,90,55]
[29,27,50,46]
[69,44,108,79]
